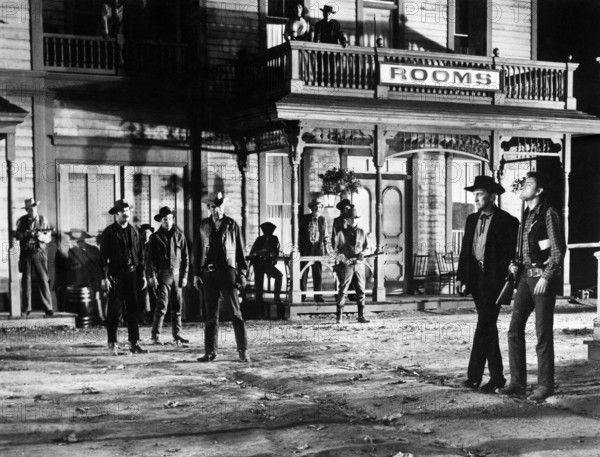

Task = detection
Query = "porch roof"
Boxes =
[0,96,28,126]
[272,94,600,136]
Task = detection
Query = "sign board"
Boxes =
[380,63,501,92]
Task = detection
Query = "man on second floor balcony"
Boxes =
[313,4,348,47]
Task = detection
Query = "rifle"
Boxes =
[496,202,524,306]
[333,249,386,272]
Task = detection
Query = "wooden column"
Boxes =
[372,126,386,302]
[6,133,21,317]
[562,134,572,296]
[404,157,414,295]
[284,123,304,304]
[30,0,44,71]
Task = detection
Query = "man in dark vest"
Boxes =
[299,198,328,302]
[100,199,148,356]
[16,198,54,316]
[499,172,565,401]
[193,192,250,362]
[456,176,519,393]
[313,4,348,46]
[146,207,189,345]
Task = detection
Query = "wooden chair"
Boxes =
[412,254,429,294]
[435,251,457,295]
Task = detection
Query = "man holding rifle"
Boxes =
[16,198,54,316]
[499,172,565,401]
[333,206,372,324]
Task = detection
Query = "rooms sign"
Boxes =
[380,63,501,91]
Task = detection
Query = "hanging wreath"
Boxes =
[319,167,362,195]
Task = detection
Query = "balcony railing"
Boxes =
[219,42,577,109]
[43,33,189,76]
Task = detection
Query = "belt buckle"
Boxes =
[478,260,484,271]
[206,264,216,272]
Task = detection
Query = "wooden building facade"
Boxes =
[1,0,600,318]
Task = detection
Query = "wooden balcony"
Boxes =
[217,42,578,110]
[43,33,189,76]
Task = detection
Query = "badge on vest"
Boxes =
[538,239,550,251]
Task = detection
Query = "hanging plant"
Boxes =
[319,167,362,195]
[510,176,526,193]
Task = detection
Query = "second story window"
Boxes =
[452,0,486,56]
[268,0,303,19]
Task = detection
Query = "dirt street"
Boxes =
[1,304,599,457]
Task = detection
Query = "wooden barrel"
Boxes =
[66,286,94,328]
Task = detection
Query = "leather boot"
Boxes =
[357,302,370,323]
[336,306,343,324]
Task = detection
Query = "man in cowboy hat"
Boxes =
[456,175,519,393]
[193,192,251,362]
[499,172,565,401]
[249,222,283,303]
[313,4,348,46]
[334,206,371,324]
[100,199,149,356]
[299,197,329,302]
[16,198,54,316]
[332,198,358,300]
[66,230,103,308]
[146,207,189,345]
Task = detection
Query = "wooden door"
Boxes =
[363,6,393,48]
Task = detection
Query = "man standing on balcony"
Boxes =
[299,198,328,302]
[334,206,370,324]
[100,199,149,356]
[193,192,250,363]
[146,207,190,346]
[16,198,54,317]
[313,4,348,46]
[456,176,519,394]
[499,172,565,401]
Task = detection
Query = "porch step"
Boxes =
[0,312,77,330]
[259,296,475,319]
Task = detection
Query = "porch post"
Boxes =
[6,133,21,317]
[284,122,304,304]
[372,126,386,302]
[562,134,571,296]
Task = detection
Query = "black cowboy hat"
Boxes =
[336,198,352,211]
[307,197,324,209]
[154,206,174,222]
[464,175,505,195]
[22,197,40,209]
[108,199,131,215]
[321,4,337,14]
[260,222,277,235]
[202,191,225,207]
[140,223,155,233]
[64,229,93,241]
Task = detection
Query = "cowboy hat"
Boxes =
[464,175,505,195]
[320,4,337,14]
[22,198,40,209]
[259,222,277,235]
[307,197,324,209]
[64,229,93,241]
[139,223,155,233]
[203,191,225,207]
[154,206,174,222]
[342,205,360,219]
[108,199,131,215]
[335,198,352,211]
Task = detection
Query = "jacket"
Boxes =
[249,234,280,266]
[193,215,247,277]
[145,226,189,279]
[456,207,519,299]
[334,225,370,262]
[100,222,145,278]
[299,213,328,256]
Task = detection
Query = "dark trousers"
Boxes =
[468,287,504,383]
[508,275,556,389]
[300,243,323,299]
[336,264,366,314]
[151,272,183,339]
[203,268,247,354]
[254,263,283,301]
[106,270,140,344]
[21,250,53,313]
